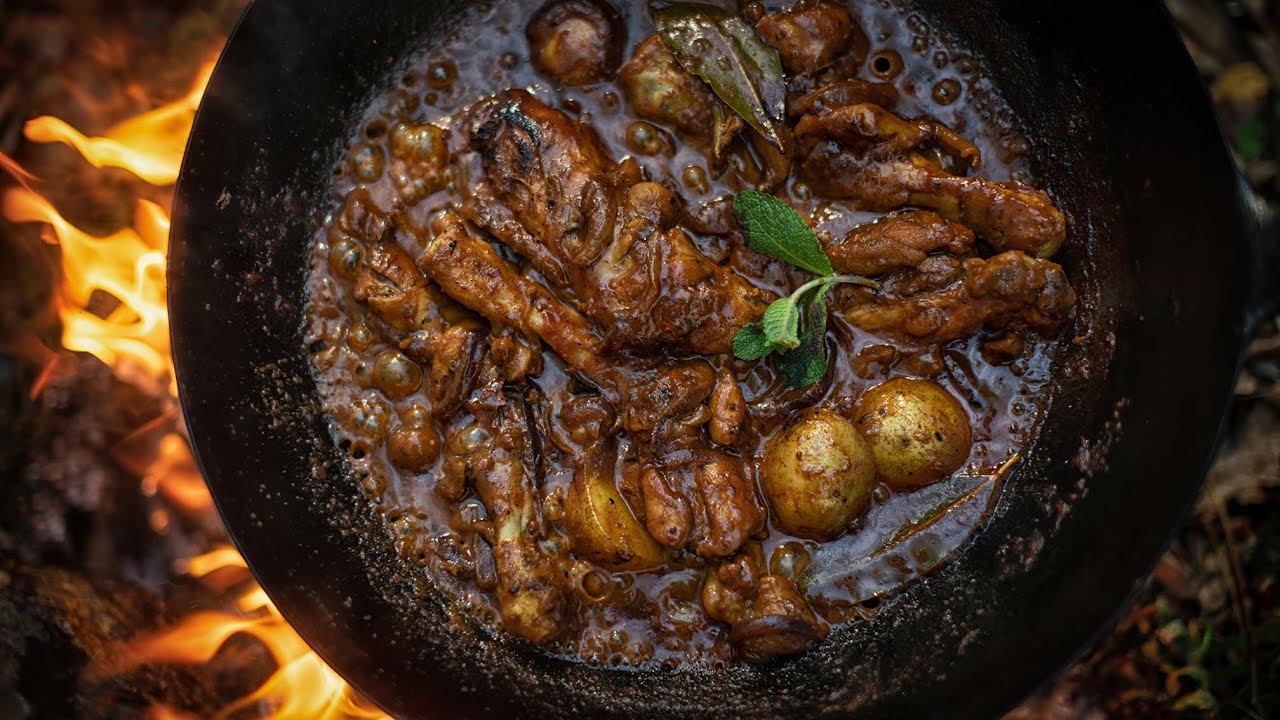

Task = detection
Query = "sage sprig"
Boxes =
[732,191,878,387]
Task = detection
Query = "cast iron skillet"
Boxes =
[168,0,1280,717]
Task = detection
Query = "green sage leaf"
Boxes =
[778,291,828,388]
[732,323,773,361]
[761,296,801,349]
[654,2,787,149]
[732,190,834,277]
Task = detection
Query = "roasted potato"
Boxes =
[565,443,664,571]
[760,408,876,540]
[854,378,972,488]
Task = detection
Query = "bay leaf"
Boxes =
[654,2,787,149]
[801,456,1019,604]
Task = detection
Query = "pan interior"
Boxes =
[169,0,1250,717]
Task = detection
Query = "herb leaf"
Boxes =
[800,456,1018,600]
[732,190,834,277]
[732,323,773,361]
[654,3,787,149]
[778,291,828,388]
[761,296,801,349]
[730,193,878,387]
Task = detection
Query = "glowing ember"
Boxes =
[2,54,390,720]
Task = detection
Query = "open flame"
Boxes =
[2,55,390,720]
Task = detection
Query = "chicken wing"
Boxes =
[460,91,771,354]
[823,209,975,276]
[838,250,1076,343]
[795,102,1066,257]
[470,384,569,644]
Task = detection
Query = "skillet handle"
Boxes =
[1243,180,1280,328]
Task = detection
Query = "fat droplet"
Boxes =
[932,79,962,106]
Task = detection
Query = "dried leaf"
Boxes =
[654,2,787,149]
[802,456,1018,603]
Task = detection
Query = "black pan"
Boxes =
[168,1,1280,717]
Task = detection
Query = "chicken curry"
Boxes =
[305,0,1076,667]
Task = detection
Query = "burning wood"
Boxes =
[1,37,391,720]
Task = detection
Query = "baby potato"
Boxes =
[564,446,664,571]
[760,408,876,541]
[854,378,973,489]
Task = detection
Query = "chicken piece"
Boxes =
[839,250,1076,343]
[702,550,826,662]
[708,368,748,447]
[526,0,625,86]
[640,467,695,548]
[692,457,766,558]
[789,78,901,118]
[489,326,544,382]
[618,35,745,157]
[461,91,771,354]
[341,194,487,418]
[729,576,828,663]
[459,91,615,289]
[352,235,469,343]
[795,102,1067,257]
[469,385,569,644]
[756,0,855,74]
[797,102,981,168]
[595,182,772,352]
[620,360,716,441]
[616,361,763,558]
[641,455,764,559]
[425,325,487,420]
[416,214,616,384]
[824,209,975,276]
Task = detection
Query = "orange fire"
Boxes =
[97,547,388,720]
[2,56,390,720]
[22,61,215,186]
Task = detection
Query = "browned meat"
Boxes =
[824,209,975,275]
[796,101,981,169]
[337,192,487,418]
[352,235,467,343]
[526,0,624,86]
[620,360,715,437]
[795,102,1067,257]
[692,456,766,558]
[459,91,615,289]
[469,384,569,643]
[460,91,771,354]
[790,79,900,118]
[641,452,765,559]
[756,0,855,74]
[640,467,694,548]
[618,34,745,157]
[708,368,748,447]
[839,250,1076,343]
[702,550,826,662]
[596,182,772,352]
[730,576,828,663]
[416,214,616,384]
